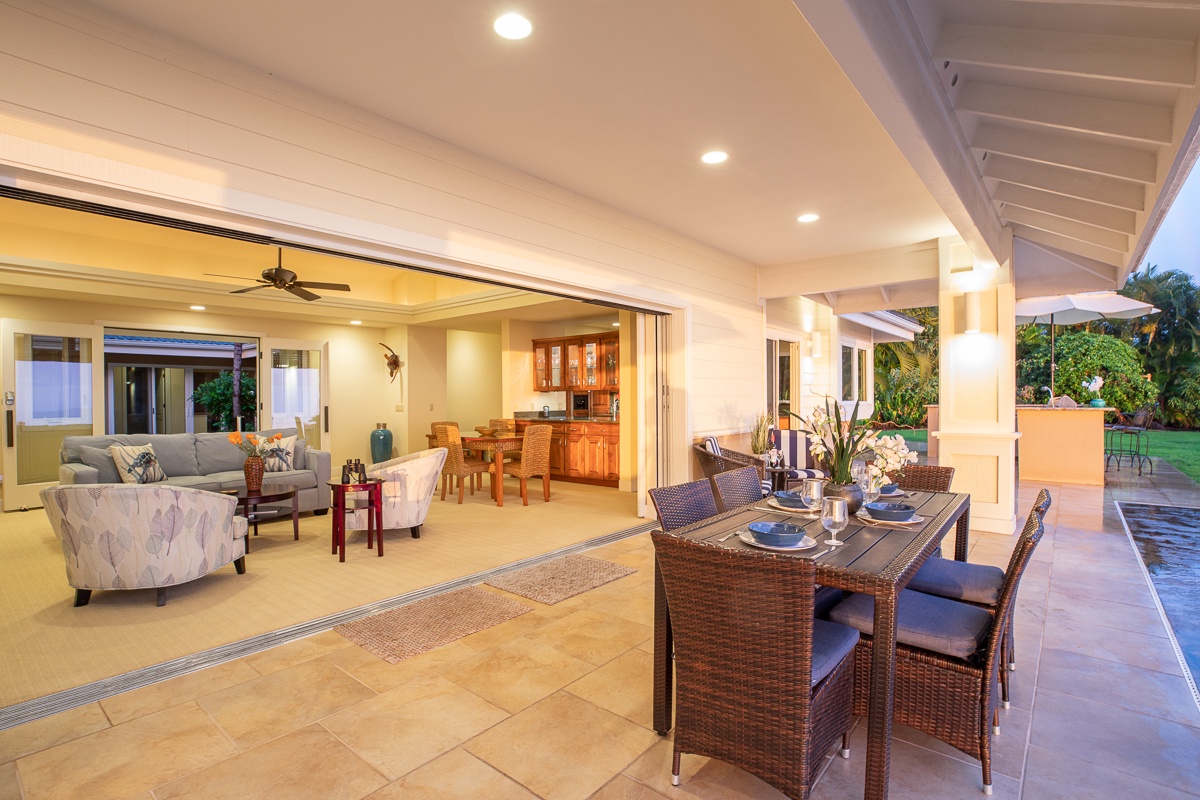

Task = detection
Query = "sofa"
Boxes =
[57,428,331,514]
[345,448,447,539]
[40,484,248,607]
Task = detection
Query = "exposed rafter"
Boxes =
[992,183,1138,235]
[1011,224,1126,267]
[972,124,1157,184]
[1001,206,1130,252]
[983,155,1148,210]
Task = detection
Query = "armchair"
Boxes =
[40,484,247,607]
[345,448,448,539]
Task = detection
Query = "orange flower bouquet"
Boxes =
[227,431,283,457]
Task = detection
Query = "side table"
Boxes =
[223,485,300,553]
[327,480,383,562]
[764,466,790,494]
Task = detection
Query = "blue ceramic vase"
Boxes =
[370,423,393,463]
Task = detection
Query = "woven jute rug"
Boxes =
[485,554,636,605]
[335,586,531,663]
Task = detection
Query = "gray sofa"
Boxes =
[58,428,331,514]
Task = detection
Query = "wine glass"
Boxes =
[850,462,867,485]
[821,496,849,546]
[858,472,881,505]
[800,478,824,513]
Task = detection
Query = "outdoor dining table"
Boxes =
[652,490,971,800]
[461,435,523,507]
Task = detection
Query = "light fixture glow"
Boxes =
[494,12,532,39]
[350,320,363,326]
[189,305,205,311]
[797,213,820,223]
[700,151,729,164]
[611,322,620,327]
[811,330,822,357]
[964,292,982,334]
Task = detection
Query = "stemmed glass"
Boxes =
[857,472,881,505]
[821,496,849,546]
[850,462,867,486]
[800,478,824,514]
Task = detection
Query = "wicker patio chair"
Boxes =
[490,418,521,462]
[433,423,491,504]
[891,463,955,493]
[829,506,1045,796]
[651,531,858,799]
[692,441,764,480]
[648,479,718,531]
[710,465,764,512]
[505,423,552,505]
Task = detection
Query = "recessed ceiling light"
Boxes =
[611,322,620,327]
[700,151,728,165]
[350,320,363,325]
[797,213,820,223]
[189,305,205,311]
[494,12,532,39]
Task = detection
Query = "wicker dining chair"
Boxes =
[648,479,718,532]
[651,531,858,799]
[433,423,491,504]
[709,466,764,512]
[829,506,1046,796]
[505,424,552,505]
[891,463,955,493]
[490,418,522,463]
[692,441,764,480]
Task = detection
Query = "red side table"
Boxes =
[327,479,383,562]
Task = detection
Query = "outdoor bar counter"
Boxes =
[1016,405,1112,486]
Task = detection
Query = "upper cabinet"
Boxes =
[533,333,618,392]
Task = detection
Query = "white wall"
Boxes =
[446,330,502,427]
[0,0,767,457]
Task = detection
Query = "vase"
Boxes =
[370,423,393,464]
[1090,398,1105,408]
[243,455,264,494]
[825,482,864,516]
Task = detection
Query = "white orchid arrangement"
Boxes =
[789,399,917,485]
[1082,375,1104,399]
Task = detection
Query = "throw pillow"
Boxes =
[263,435,298,472]
[78,445,122,484]
[108,443,167,484]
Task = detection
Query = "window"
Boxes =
[841,345,854,401]
[841,340,871,404]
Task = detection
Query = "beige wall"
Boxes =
[407,327,448,450]
[446,330,502,427]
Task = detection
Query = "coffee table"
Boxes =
[328,479,383,562]
[224,484,300,553]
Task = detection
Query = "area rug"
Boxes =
[335,586,531,663]
[485,554,636,605]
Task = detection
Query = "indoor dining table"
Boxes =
[460,434,523,507]
[652,490,971,800]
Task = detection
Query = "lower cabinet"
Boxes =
[517,420,618,487]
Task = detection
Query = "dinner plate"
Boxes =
[766,497,819,515]
[856,511,925,526]
[737,531,817,551]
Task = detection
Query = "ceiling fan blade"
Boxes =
[205,273,258,281]
[285,285,321,302]
[293,281,351,291]
[230,284,270,294]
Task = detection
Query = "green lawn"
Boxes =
[1143,430,1200,483]
[892,429,927,444]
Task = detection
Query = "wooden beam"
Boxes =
[807,280,939,315]
[1001,206,1130,253]
[936,23,1195,87]
[1010,223,1125,267]
[823,292,838,309]
[956,81,1173,144]
[983,154,1147,210]
[972,124,1156,184]
[992,182,1137,234]
[880,285,892,304]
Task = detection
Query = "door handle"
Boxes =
[5,410,12,448]
[324,405,329,434]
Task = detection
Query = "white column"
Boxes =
[933,235,1020,535]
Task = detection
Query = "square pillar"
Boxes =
[933,235,1019,535]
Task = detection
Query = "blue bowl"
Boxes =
[772,490,808,509]
[879,483,902,496]
[748,521,806,547]
[864,502,916,522]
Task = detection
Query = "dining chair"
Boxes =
[648,479,718,532]
[651,531,858,799]
[890,463,955,493]
[828,506,1045,796]
[433,423,491,504]
[490,418,522,463]
[709,465,764,512]
[691,441,764,481]
[505,424,551,505]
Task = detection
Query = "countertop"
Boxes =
[516,416,620,424]
[1016,405,1114,411]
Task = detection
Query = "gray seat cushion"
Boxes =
[811,619,859,687]
[907,558,1004,606]
[78,445,122,484]
[163,475,223,492]
[129,433,199,477]
[828,589,993,660]
[814,585,844,619]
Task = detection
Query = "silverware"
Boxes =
[717,528,743,543]
[807,547,831,560]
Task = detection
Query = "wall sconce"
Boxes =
[810,330,822,357]
[964,291,982,334]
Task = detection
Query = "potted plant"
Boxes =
[1082,375,1105,407]
[749,411,772,455]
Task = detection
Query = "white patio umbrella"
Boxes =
[1014,291,1159,397]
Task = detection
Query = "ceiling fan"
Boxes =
[206,249,351,302]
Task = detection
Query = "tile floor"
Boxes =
[2,469,1198,799]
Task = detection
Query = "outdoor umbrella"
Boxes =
[1014,291,1159,397]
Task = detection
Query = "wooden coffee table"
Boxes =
[224,484,301,553]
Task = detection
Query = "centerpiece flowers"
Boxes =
[1082,375,1105,407]
[227,431,283,493]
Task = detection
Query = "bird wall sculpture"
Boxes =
[380,343,405,397]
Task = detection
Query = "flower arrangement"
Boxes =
[790,399,916,485]
[1082,375,1104,399]
[227,431,283,458]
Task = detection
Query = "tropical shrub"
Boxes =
[875,307,938,426]
[191,372,257,432]
[1016,331,1156,412]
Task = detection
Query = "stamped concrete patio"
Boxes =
[1,466,1197,800]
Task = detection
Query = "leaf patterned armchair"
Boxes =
[40,484,248,607]
[345,448,448,539]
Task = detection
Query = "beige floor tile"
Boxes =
[322,674,508,780]
[0,762,19,800]
[442,637,594,713]
[1037,647,1200,727]
[243,629,354,675]
[589,773,673,800]
[154,723,386,799]
[100,659,261,725]
[456,608,556,651]
[0,701,110,762]
[566,649,655,729]
[198,658,376,750]
[522,608,653,666]
[323,639,478,693]
[15,703,236,800]
[1022,743,1200,800]
[622,738,711,796]
[466,691,658,800]
[1040,614,1182,675]
[365,747,537,800]
[590,582,654,626]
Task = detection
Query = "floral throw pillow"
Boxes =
[263,435,298,472]
[108,443,167,484]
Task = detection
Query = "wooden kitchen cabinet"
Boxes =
[531,333,617,393]
[600,334,619,390]
[532,339,566,392]
[516,419,617,487]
